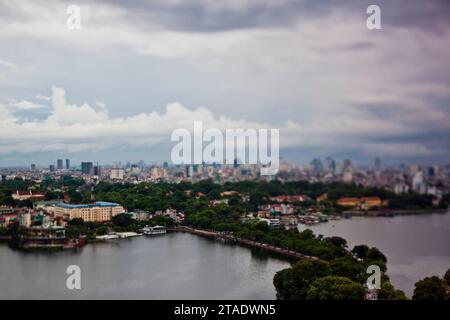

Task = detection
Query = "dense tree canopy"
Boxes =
[306,276,366,300]
[413,276,448,300]
[274,260,330,300]
[444,268,450,286]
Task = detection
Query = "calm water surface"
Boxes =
[1,212,449,299]
[0,233,291,299]
[298,211,450,296]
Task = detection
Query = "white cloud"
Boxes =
[0,57,18,85]
[9,100,47,110]
[0,1,449,162]
[35,94,51,101]
[0,86,444,159]
[0,58,16,68]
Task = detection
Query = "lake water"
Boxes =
[0,233,291,299]
[1,211,449,299]
[298,211,450,297]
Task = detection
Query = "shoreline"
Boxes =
[2,209,448,251]
[168,226,311,261]
[342,208,448,217]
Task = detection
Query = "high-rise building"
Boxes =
[410,163,420,175]
[412,171,425,193]
[49,164,56,172]
[324,157,336,173]
[187,165,194,178]
[31,164,36,171]
[310,158,323,173]
[110,167,125,180]
[57,159,63,170]
[93,165,101,176]
[137,160,145,169]
[374,158,382,171]
[130,165,141,176]
[81,162,94,175]
[343,159,353,172]
[66,159,70,169]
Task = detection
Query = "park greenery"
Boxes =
[1,178,448,211]
[273,245,406,300]
[412,269,450,300]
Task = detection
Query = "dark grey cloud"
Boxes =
[1,0,450,166]
[86,0,450,33]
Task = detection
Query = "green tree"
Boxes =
[444,268,450,286]
[329,257,365,282]
[413,276,448,300]
[306,276,366,300]
[378,281,407,300]
[325,236,347,248]
[112,213,134,228]
[273,259,330,300]
[96,226,109,236]
[352,245,369,259]
[366,247,387,263]
[68,218,84,226]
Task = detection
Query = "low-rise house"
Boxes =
[209,199,229,207]
[0,213,17,225]
[316,193,328,203]
[258,203,296,216]
[12,190,45,201]
[269,194,309,203]
[0,206,14,215]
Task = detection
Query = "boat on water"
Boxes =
[142,225,166,235]
[116,232,141,238]
[96,234,119,240]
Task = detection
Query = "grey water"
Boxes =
[1,211,449,299]
[298,211,450,297]
[0,232,291,299]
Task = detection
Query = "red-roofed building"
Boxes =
[12,190,45,201]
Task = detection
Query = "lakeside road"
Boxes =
[170,226,316,260]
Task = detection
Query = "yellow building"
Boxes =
[360,197,383,209]
[51,202,125,222]
[337,197,360,207]
[337,197,384,209]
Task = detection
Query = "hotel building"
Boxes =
[51,202,125,222]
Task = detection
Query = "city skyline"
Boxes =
[1,154,449,169]
[2,156,448,170]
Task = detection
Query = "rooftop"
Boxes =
[55,201,121,209]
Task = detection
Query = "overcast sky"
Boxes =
[0,0,450,167]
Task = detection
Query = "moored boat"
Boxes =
[142,225,166,235]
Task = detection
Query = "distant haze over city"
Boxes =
[1,0,450,166]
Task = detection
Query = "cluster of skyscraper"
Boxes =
[81,162,102,176]
[31,159,70,172]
